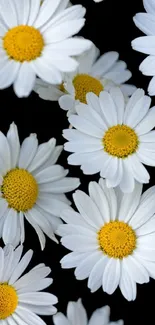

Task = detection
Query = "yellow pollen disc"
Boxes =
[3,25,44,62]
[103,124,139,158]
[1,168,38,212]
[73,74,103,103]
[98,221,136,259]
[0,283,18,319]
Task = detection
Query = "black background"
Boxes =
[0,0,154,324]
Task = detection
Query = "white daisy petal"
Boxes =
[60,252,91,269]
[69,115,103,138]
[7,123,20,168]
[119,260,137,301]
[67,299,88,325]
[27,0,40,26]
[60,208,93,229]
[102,258,120,294]
[18,292,57,306]
[136,106,155,135]
[136,216,155,236]
[124,89,144,123]
[2,209,18,245]
[0,131,11,171]
[118,181,142,223]
[13,62,36,98]
[99,178,117,221]
[88,255,109,293]
[133,13,155,36]
[53,313,70,325]
[31,58,62,85]
[35,165,67,184]
[19,212,25,245]
[59,95,76,112]
[129,186,155,229]
[0,0,17,28]
[14,0,30,25]
[109,87,125,124]
[119,160,135,193]
[132,36,155,55]
[91,51,119,76]
[0,199,8,220]
[61,235,98,252]
[18,134,38,169]
[125,95,151,128]
[143,0,155,14]
[99,91,117,126]
[74,251,102,280]
[89,181,110,223]
[20,304,57,316]
[139,130,155,142]
[28,138,56,173]
[148,75,155,95]
[34,0,64,29]
[14,306,47,325]
[127,154,150,184]
[0,248,4,281]
[89,306,110,325]
[73,190,102,228]
[139,55,155,75]
[125,255,149,284]
[9,249,33,285]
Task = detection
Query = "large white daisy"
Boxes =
[0,244,58,324]
[34,43,136,116]
[63,87,155,193]
[0,0,91,98]
[58,179,155,301]
[53,299,123,325]
[132,0,155,96]
[0,122,80,249]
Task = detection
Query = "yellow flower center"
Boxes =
[0,283,18,319]
[3,25,44,62]
[103,124,139,158]
[1,168,38,212]
[73,74,103,103]
[98,221,136,259]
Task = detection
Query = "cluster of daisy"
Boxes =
[0,0,155,324]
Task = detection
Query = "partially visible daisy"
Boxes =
[0,122,80,249]
[58,179,155,301]
[0,0,91,97]
[63,87,155,193]
[0,244,58,325]
[132,0,155,96]
[53,299,123,325]
[34,43,136,116]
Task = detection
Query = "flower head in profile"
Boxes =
[53,299,123,325]
[132,0,155,96]
[58,179,155,301]
[0,122,80,249]
[63,87,155,193]
[0,0,91,97]
[34,43,136,116]
[0,244,57,325]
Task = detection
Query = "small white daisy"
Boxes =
[0,0,91,97]
[58,179,155,301]
[63,87,155,193]
[0,244,58,324]
[53,299,123,325]
[0,122,80,249]
[132,0,155,96]
[34,43,136,116]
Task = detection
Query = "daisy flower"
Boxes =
[0,0,91,98]
[58,179,155,301]
[132,0,155,96]
[0,244,58,324]
[34,43,136,116]
[53,299,123,325]
[0,122,80,249]
[63,87,155,193]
